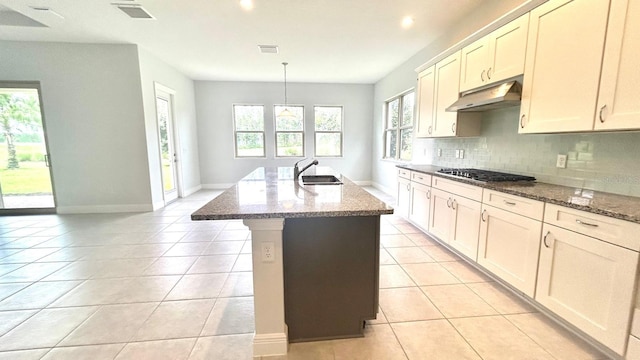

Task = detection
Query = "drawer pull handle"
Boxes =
[487,67,492,79]
[520,114,526,128]
[481,69,486,82]
[428,125,432,134]
[481,209,487,222]
[543,231,551,248]
[451,199,457,210]
[447,197,452,208]
[417,176,423,180]
[406,184,411,191]
[503,200,516,206]
[576,219,598,227]
[451,123,456,133]
[426,190,431,199]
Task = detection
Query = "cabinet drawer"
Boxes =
[544,203,640,251]
[432,176,483,202]
[411,172,432,186]
[482,190,544,220]
[397,168,411,180]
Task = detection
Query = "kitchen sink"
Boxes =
[301,175,343,185]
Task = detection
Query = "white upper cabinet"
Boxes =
[460,14,529,92]
[519,0,610,134]
[431,51,481,138]
[594,0,640,131]
[415,66,436,137]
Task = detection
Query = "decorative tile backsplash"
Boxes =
[413,107,640,197]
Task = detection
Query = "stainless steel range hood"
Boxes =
[446,81,522,112]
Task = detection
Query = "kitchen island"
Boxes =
[191,167,393,357]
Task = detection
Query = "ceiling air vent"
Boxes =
[112,3,154,19]
[258,45,279,54]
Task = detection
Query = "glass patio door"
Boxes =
[0,83,55,210]
[155,88,178,204]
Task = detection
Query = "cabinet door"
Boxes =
[478,205,542,297]
[415,66,436,137]
[460,38,490,92]
[449,195,481,261]
[428,188,453,243]
[536,224,639,355]
[488,13,529,84]
[409,182,431,231]
[595,0,640,131]
[432,51,461,137]
[396,177,411,218]
[519,0,609,133]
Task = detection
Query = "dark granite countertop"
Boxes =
[397,164,640,224]
[191,167,394,220]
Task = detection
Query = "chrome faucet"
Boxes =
[294,158,319,179]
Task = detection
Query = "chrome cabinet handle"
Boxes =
[520,114,526,128]
[599,105,607,123]
[487,67,492,79]
[481,70,486,82]
[447,197,452,208]
[481,209,487,222]
[576,219,598,227]
[426,190,431,199]
[428,125,432,134]
[451,123,456,133]
[543,231,551,248]
[503,200,516,206]
[451,199,457,210]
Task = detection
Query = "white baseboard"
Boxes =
[152,200,165,211]
[201,183,234,190]
[352,180,372,186]
[183,184,202,197]
[57,203,153,214]
[253,332,288,357]
[371,182,393,196]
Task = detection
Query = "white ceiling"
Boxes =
[0,0,489,83]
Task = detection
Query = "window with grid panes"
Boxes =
[384,91,414,160]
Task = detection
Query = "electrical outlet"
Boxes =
[556,154,567,168]
[437,148,442,157]
[455,150,460,159]
[261,242,275,263]
[459,150,464,159]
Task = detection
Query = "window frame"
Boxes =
[233,104,266,158]
[313,105,344,158]
[274,104,305,158]
[383,90,415,161]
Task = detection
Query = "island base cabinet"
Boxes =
[477,205,542,297]
[282,216,380,342]
[536,224,639,355]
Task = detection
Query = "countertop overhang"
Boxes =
[191,167,394,221]
[397,164,640,224]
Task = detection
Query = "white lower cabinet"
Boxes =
[478,204,542,297]
[536,223,639,355]
[428,186,481,261]
[409,182,431,231]
[396,176,411,219]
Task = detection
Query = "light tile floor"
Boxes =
[0,189,610,359]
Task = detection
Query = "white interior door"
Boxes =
[155,87,179,204]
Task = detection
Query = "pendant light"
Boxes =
[279,62,295,118]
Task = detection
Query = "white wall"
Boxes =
[371,0,533,194]
[0,41,153,212]
[137,48,201,206]
[195,81,374,185]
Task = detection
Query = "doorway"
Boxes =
[155,84,180,205]
[0,82,56,212]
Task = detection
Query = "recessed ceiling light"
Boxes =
[112,3,155,19]
[258,45,279,54]
[29,6,65,19]
[240,0,254,11]
[401,16,414,28]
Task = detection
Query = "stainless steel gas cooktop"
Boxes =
[436,168,536,183]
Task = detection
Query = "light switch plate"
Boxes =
[459,150,464,159]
